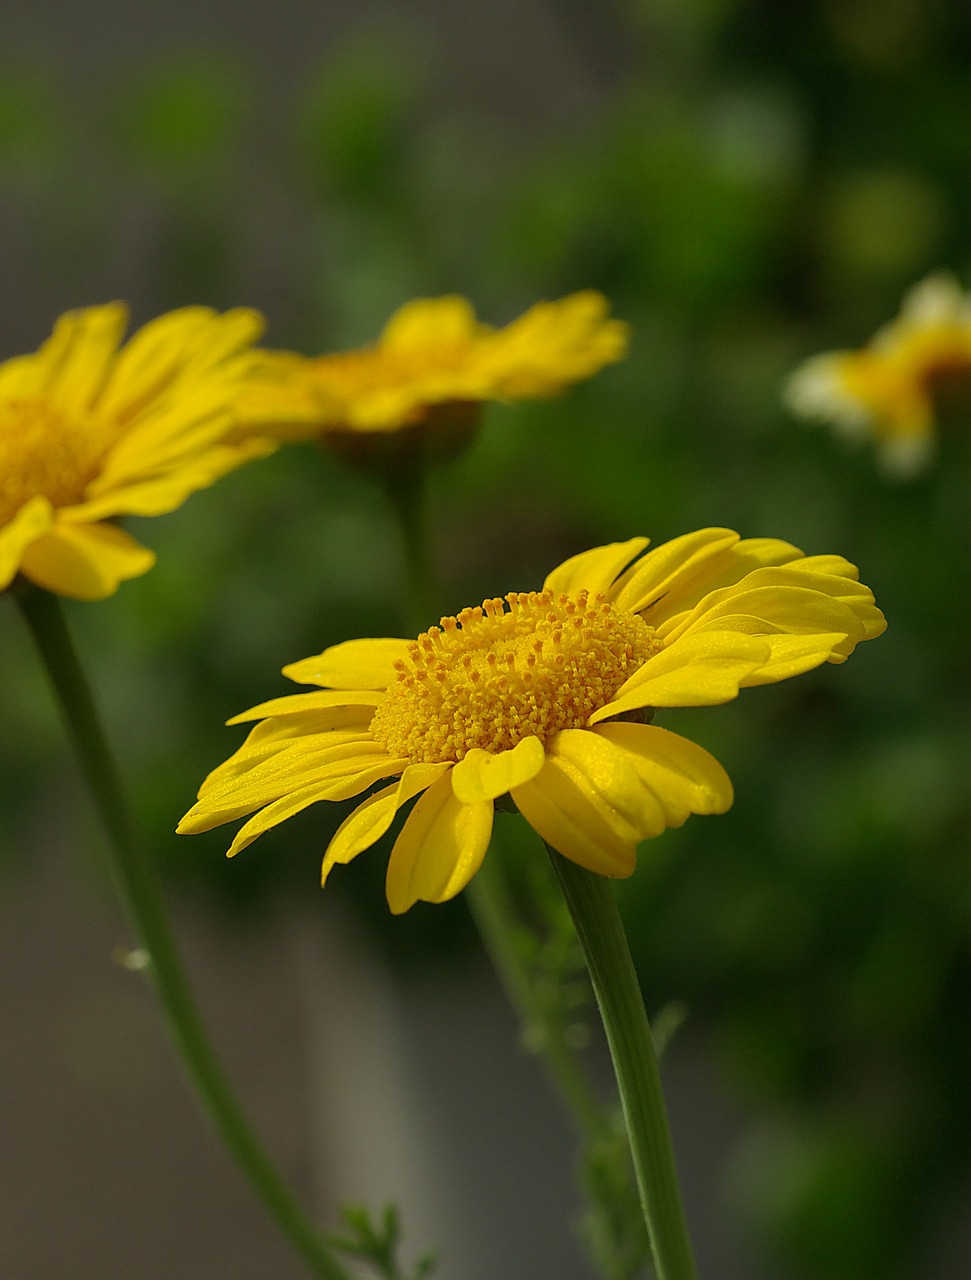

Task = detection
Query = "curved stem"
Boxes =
[16,585,351,1280]
[546,845,698,1280]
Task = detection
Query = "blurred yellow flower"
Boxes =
[179,529,885,913]
[0,303,272,600]
[240,291,629,451]
[785,273,971,476]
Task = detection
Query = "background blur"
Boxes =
[1,1,969,1277]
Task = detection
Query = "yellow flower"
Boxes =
[785,273,971,476]
[0,302,272,600]
[239,291,629,453]
[179,529,886,914]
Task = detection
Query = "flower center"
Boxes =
[0,397,112,523]
[371,589,662,764]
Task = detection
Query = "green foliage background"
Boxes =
[1,2,968,1277]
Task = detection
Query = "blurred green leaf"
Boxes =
[0,69,61,171]
[111,54,249,175]
[294,38,420,205]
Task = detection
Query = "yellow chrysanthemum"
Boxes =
[239,291,629,448]
[785,273,971,475]
[179,529,886,914]
[0,303,273,600]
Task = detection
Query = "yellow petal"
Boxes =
[194,724,374,791]
[322,759,411,803]
[691,619,853,680]
[340,386,432,431]
[180,740,404,832]
[40,304,129,411]
[177,799,249,836]
[609,528,739,613]
[226,711,377,759]
[664,580,867,650]
[797,554,860,582]
[322,761,451,886]
[556,728,668,835]
[18,521,155,600]
[450,736,546,804]
[479,292,629,396]
[613,529,808,621]
[93,388,251,483]
[385,772,493,913]
[109,306,263,401]
[543,537,649,598]
[662,561,886,648]
[592,723,733,826]
[0,497,54,591]
[72,439,275,520]
[225,780,345,857]
[283,638,410,689]
[191,728,369,802]
[178,307,265,370]
[97,307,228,419]
[226,689,383,725]
[510,730,651,876]
[592,631,770,719]
[380,296,483,350]
[733,563,876,611]
[0,352,46,400]
[234,353,328,441]
[196,738,389,813]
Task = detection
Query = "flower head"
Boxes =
[238,291,629,462]
[179,529,885,914]
[0,303,273,599]
[785,273,971,476]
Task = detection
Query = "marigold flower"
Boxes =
[785,273,971,476]
[179,529,885,914]
[238,291,629,460]
[0,303,272,599]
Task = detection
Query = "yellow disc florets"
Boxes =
[0,397,112,523]
[370,589,662,763]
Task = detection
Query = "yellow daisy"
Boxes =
[0,302,273,600]
[179,529,886,914]
[238,291,629,453]
[785,273,971,475]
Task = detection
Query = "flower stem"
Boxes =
[15,585,351,1280]
[382,460,439,635]
[546,845,698,1280]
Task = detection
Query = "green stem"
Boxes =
[382,461,438,636]
[15,585,351,1280]
[546,846,698,1280]
[466,857,605,1143]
